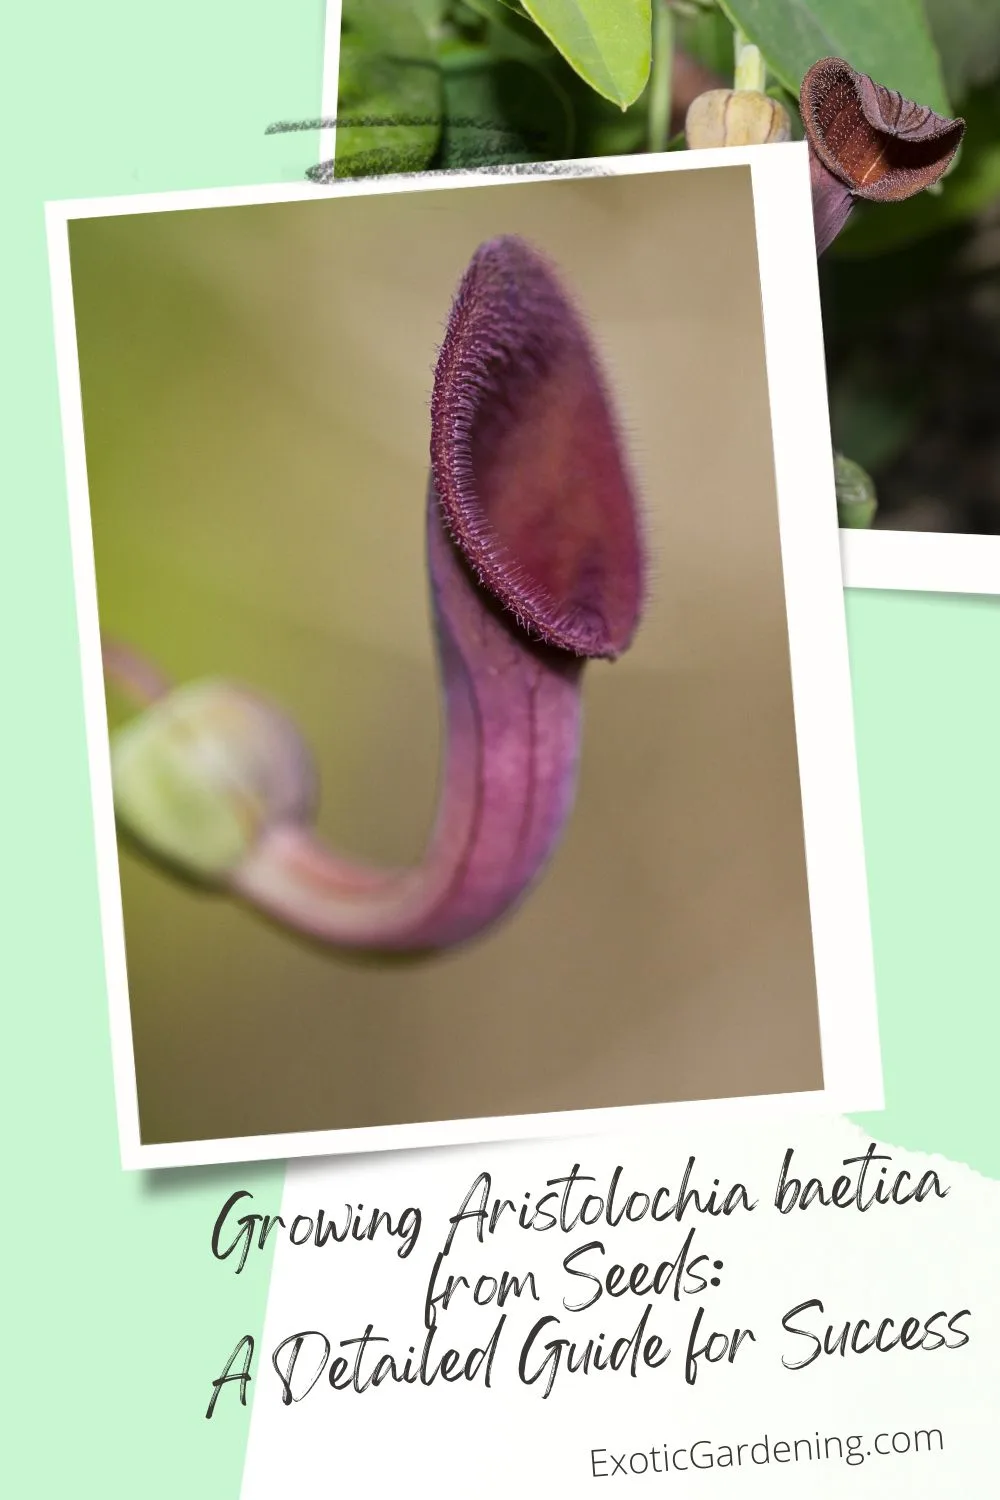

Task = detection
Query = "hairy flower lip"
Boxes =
[800,57,965,205]
[430,234,645,662]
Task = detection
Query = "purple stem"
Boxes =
[231,497,585,949]
[809,151,856,257]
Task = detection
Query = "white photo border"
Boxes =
[45,143,883,1170]
[318,0,341,178]
[841,530,1000,594]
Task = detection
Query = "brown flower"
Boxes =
[800,57,966,254]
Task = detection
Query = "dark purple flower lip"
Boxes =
[105,236,647,952]
[800,57,965,205]
[431,235,645,662]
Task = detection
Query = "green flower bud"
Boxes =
[110,680,316,882]
[833,453,879,529]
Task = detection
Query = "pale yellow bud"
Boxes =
[685,89,792,150]
[110,680,316,882]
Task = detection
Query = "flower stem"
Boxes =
[647,0,674,152]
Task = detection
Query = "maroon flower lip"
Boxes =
[431,236,645,661]
[801,57,965,203]
[104,236,647,952]
[800,58,966,256]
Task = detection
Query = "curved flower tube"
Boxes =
[105,236,645,952]
[800,58,966,255]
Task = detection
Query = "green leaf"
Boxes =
[456,0,534,23]
[334,0,444,178]
[765,82,804,139]
[716,0,951,115]
[923,0,1000,103]
[413,0,449,30]
[830,364,919,474]
[543,40,649,156]
[520,0,652,108]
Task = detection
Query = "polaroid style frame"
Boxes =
[46,144,883,1169]
[841,529,1000,594]
[319,24,1000,603]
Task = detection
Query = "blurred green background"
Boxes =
[71,167,823,1146]
[332,0,1000,533]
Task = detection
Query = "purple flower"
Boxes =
[107,237,646,952]
[431,237,644,660]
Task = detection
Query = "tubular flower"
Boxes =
[106,236,646,952]
[800,57,966,255]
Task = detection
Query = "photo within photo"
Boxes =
[53,155,879,1166]
[326,2,1000,590]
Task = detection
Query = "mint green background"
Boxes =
[849,590,1000,1178]
[3,2,323,1494]
[4,3,1000,1495]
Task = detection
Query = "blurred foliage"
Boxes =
[923,0,1000,100]
[331,0,1000,531]
[334,0,652,174]
[334,0,443,177]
